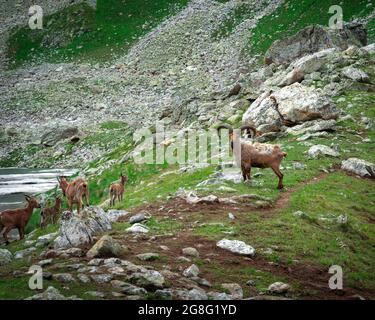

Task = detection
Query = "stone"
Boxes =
[129,270,165,289]
[41,126,81,147]
[25,286,74,300]
[286,119,336,136]
[77,274,91,284]
[136,253,160,261]
[38,259,53,267]
[111,281,147,295]
[91,274,113,284]
[308,145,340,158]
[341,158,375,177]
[264,23,366,66]
[106,210,129,222]
[126,223,149,233]
[129,212,150,224]
[86,235,124,258]
[52,273,76,283]
[268,282,291,294]
[342,67,370,83]
[182,247,199,257]
[54,206,112,249]
[0,249,12,266]
[174,288,208,300]
[216,239,255,257]
[14,247,36,259]
[207,291,232,300]
[221,283,243,300]
[88,258,103,266]
[182,264,200,278]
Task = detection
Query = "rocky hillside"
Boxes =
[0,0,375,300]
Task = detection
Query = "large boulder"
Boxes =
[341,158,375,177]
[41,126,82,147]
[86,235,124,258]
[53,206,112,249]
[25,286,78,300]
[242,84,339,133]
[264,23,367,66]
[341,67,370,83]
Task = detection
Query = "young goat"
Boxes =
[41,197,62,228]
[58,176,89,214]
[217,124,287,189]
[109,173,128,206]
[0,195,40,244]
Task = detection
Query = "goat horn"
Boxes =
[217,124,233,134]
[240,125,257,138]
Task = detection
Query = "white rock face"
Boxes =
[183,264,200,278]
[341,158,375,177]
[106,210,129,222]
[53,206,112,249]
[308,145,340,158]
[126,223,149,233]
[216,239,255,257]
[342,67,370,83]
[0,248,13,266]
[243,83,338,132]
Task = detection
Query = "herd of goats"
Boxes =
[0,124,287,245]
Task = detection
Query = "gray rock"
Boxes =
[38,259,53,267]
[106,210,129,222]
[264,23,366,66]
[130,270,165,289]
[0,249,12,266]
[52,273,76,283]
[126,223,149,233]
[341,158,375,177]
[182,264,200,278]
[207,291,232,300]
[341,67,370,83]
[221,283,243,300]
[85,291,105,298]
[175,288,208,300]
[182,247,199,257]
[53,206,111,249]
[14,247,36,259]
[86,235,124,258]
[41,126,81,147]
[268,282,291,294]
[111,281,147,295]
[129,212,150,224]
[88,258,104,266]
[77,274,91,284]
[155,289,173,300]
[25,286,73,300]
[216,239,255,257]
[286,119,336,136]
[90,274,113,284]
[308,145,340,158]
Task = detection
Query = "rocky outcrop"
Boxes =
[53,206,112,249]
[264,23,367,66]
[242,83,339,133]
[86,235,124,258]
[41,126,82,147]
[341,158,375,177]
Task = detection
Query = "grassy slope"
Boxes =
[6,0,189,68]
[247,0,375,56]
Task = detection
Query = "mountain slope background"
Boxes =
[0,0,374,300]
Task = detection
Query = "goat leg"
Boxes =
[271,166,284,189]
[3,226,12,245]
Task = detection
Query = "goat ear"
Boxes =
[25,195,31,201]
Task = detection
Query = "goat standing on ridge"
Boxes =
[58,176,89,214]
[109,172,128,206]
[217,124,287,189]
[0,195,41,244]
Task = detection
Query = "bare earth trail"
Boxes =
[114,172,375,300]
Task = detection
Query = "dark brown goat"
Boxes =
[58,176,89,214]
[217,124,287,189]
[41,197,62,228]
[109,173,128,206]
[0,195,40,244]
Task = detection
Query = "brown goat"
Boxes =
[58,176,89,214]
[217,124,287,189]
[41,197,62,228]
[0,195,41,244]
[109,173,128,206]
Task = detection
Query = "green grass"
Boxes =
[246,0,374,57]
[6,0,189,69]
